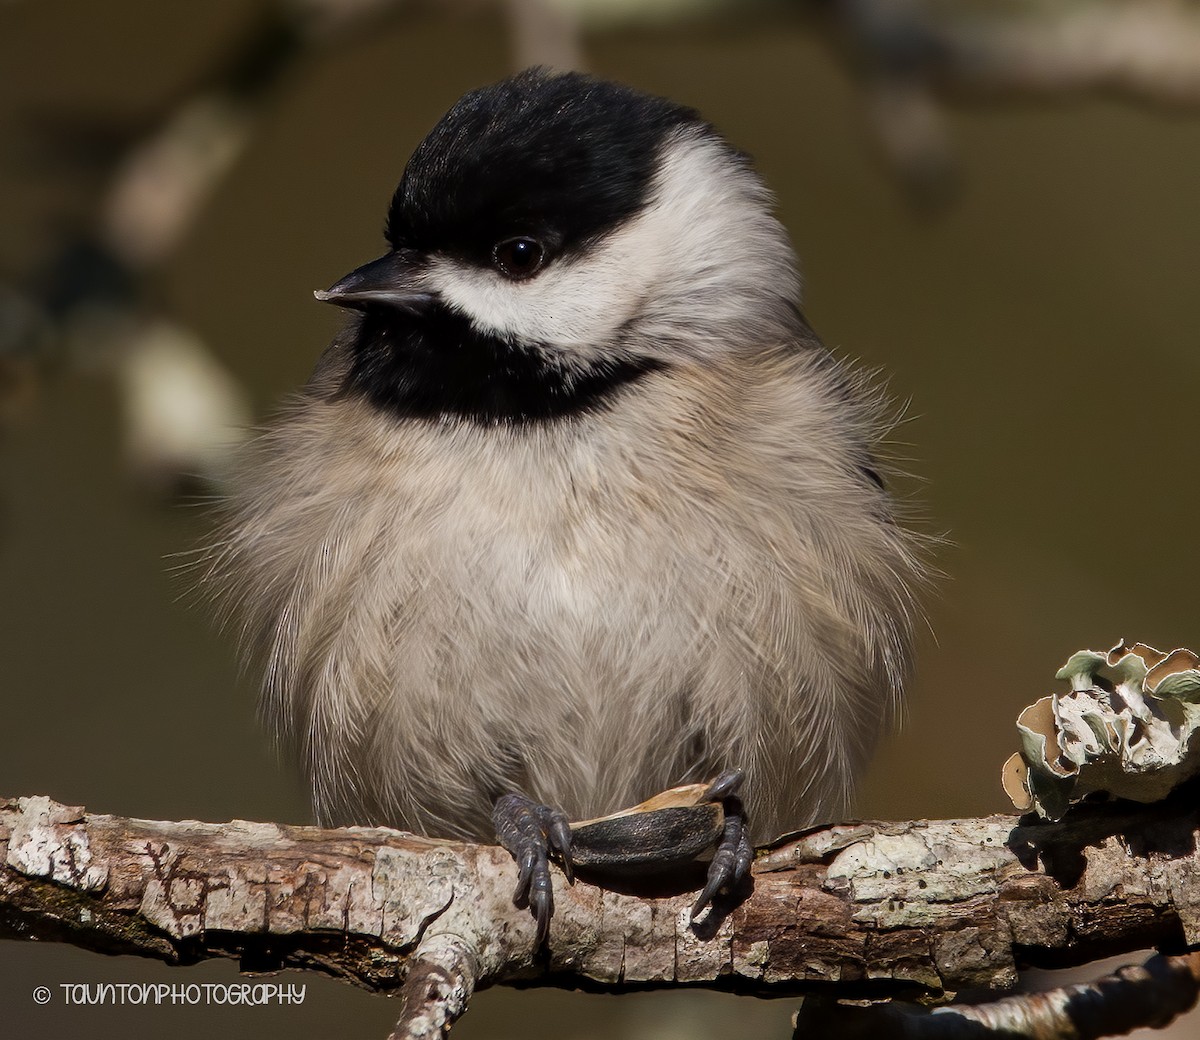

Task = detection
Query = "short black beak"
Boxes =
[314,249,433,311]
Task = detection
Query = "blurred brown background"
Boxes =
[2,1,1199,1037]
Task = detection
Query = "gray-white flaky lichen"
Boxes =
[1003,641,1200,819]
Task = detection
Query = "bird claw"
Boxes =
[702,768,745,803]
[690,787,753,923]
[492,793,573,944]
[495,773,750,937]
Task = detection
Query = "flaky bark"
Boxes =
[4,786,1200,1005]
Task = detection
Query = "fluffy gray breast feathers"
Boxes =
[205,68,926,851]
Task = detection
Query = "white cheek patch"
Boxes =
[424,130,798,361]
[428,242,648,361]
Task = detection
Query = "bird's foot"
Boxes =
[690,769,753,923]
[492,793,573,946]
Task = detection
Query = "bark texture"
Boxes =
[2,788,1199,1002]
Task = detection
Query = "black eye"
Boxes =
[492,237,545,279]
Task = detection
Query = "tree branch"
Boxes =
[4,786,1200,1016]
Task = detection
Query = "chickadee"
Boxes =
[210,68,924,940]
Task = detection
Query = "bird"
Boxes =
[206,67,925,943]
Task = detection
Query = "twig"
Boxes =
[793,951,1200,1039]
[388,933,477,1040]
